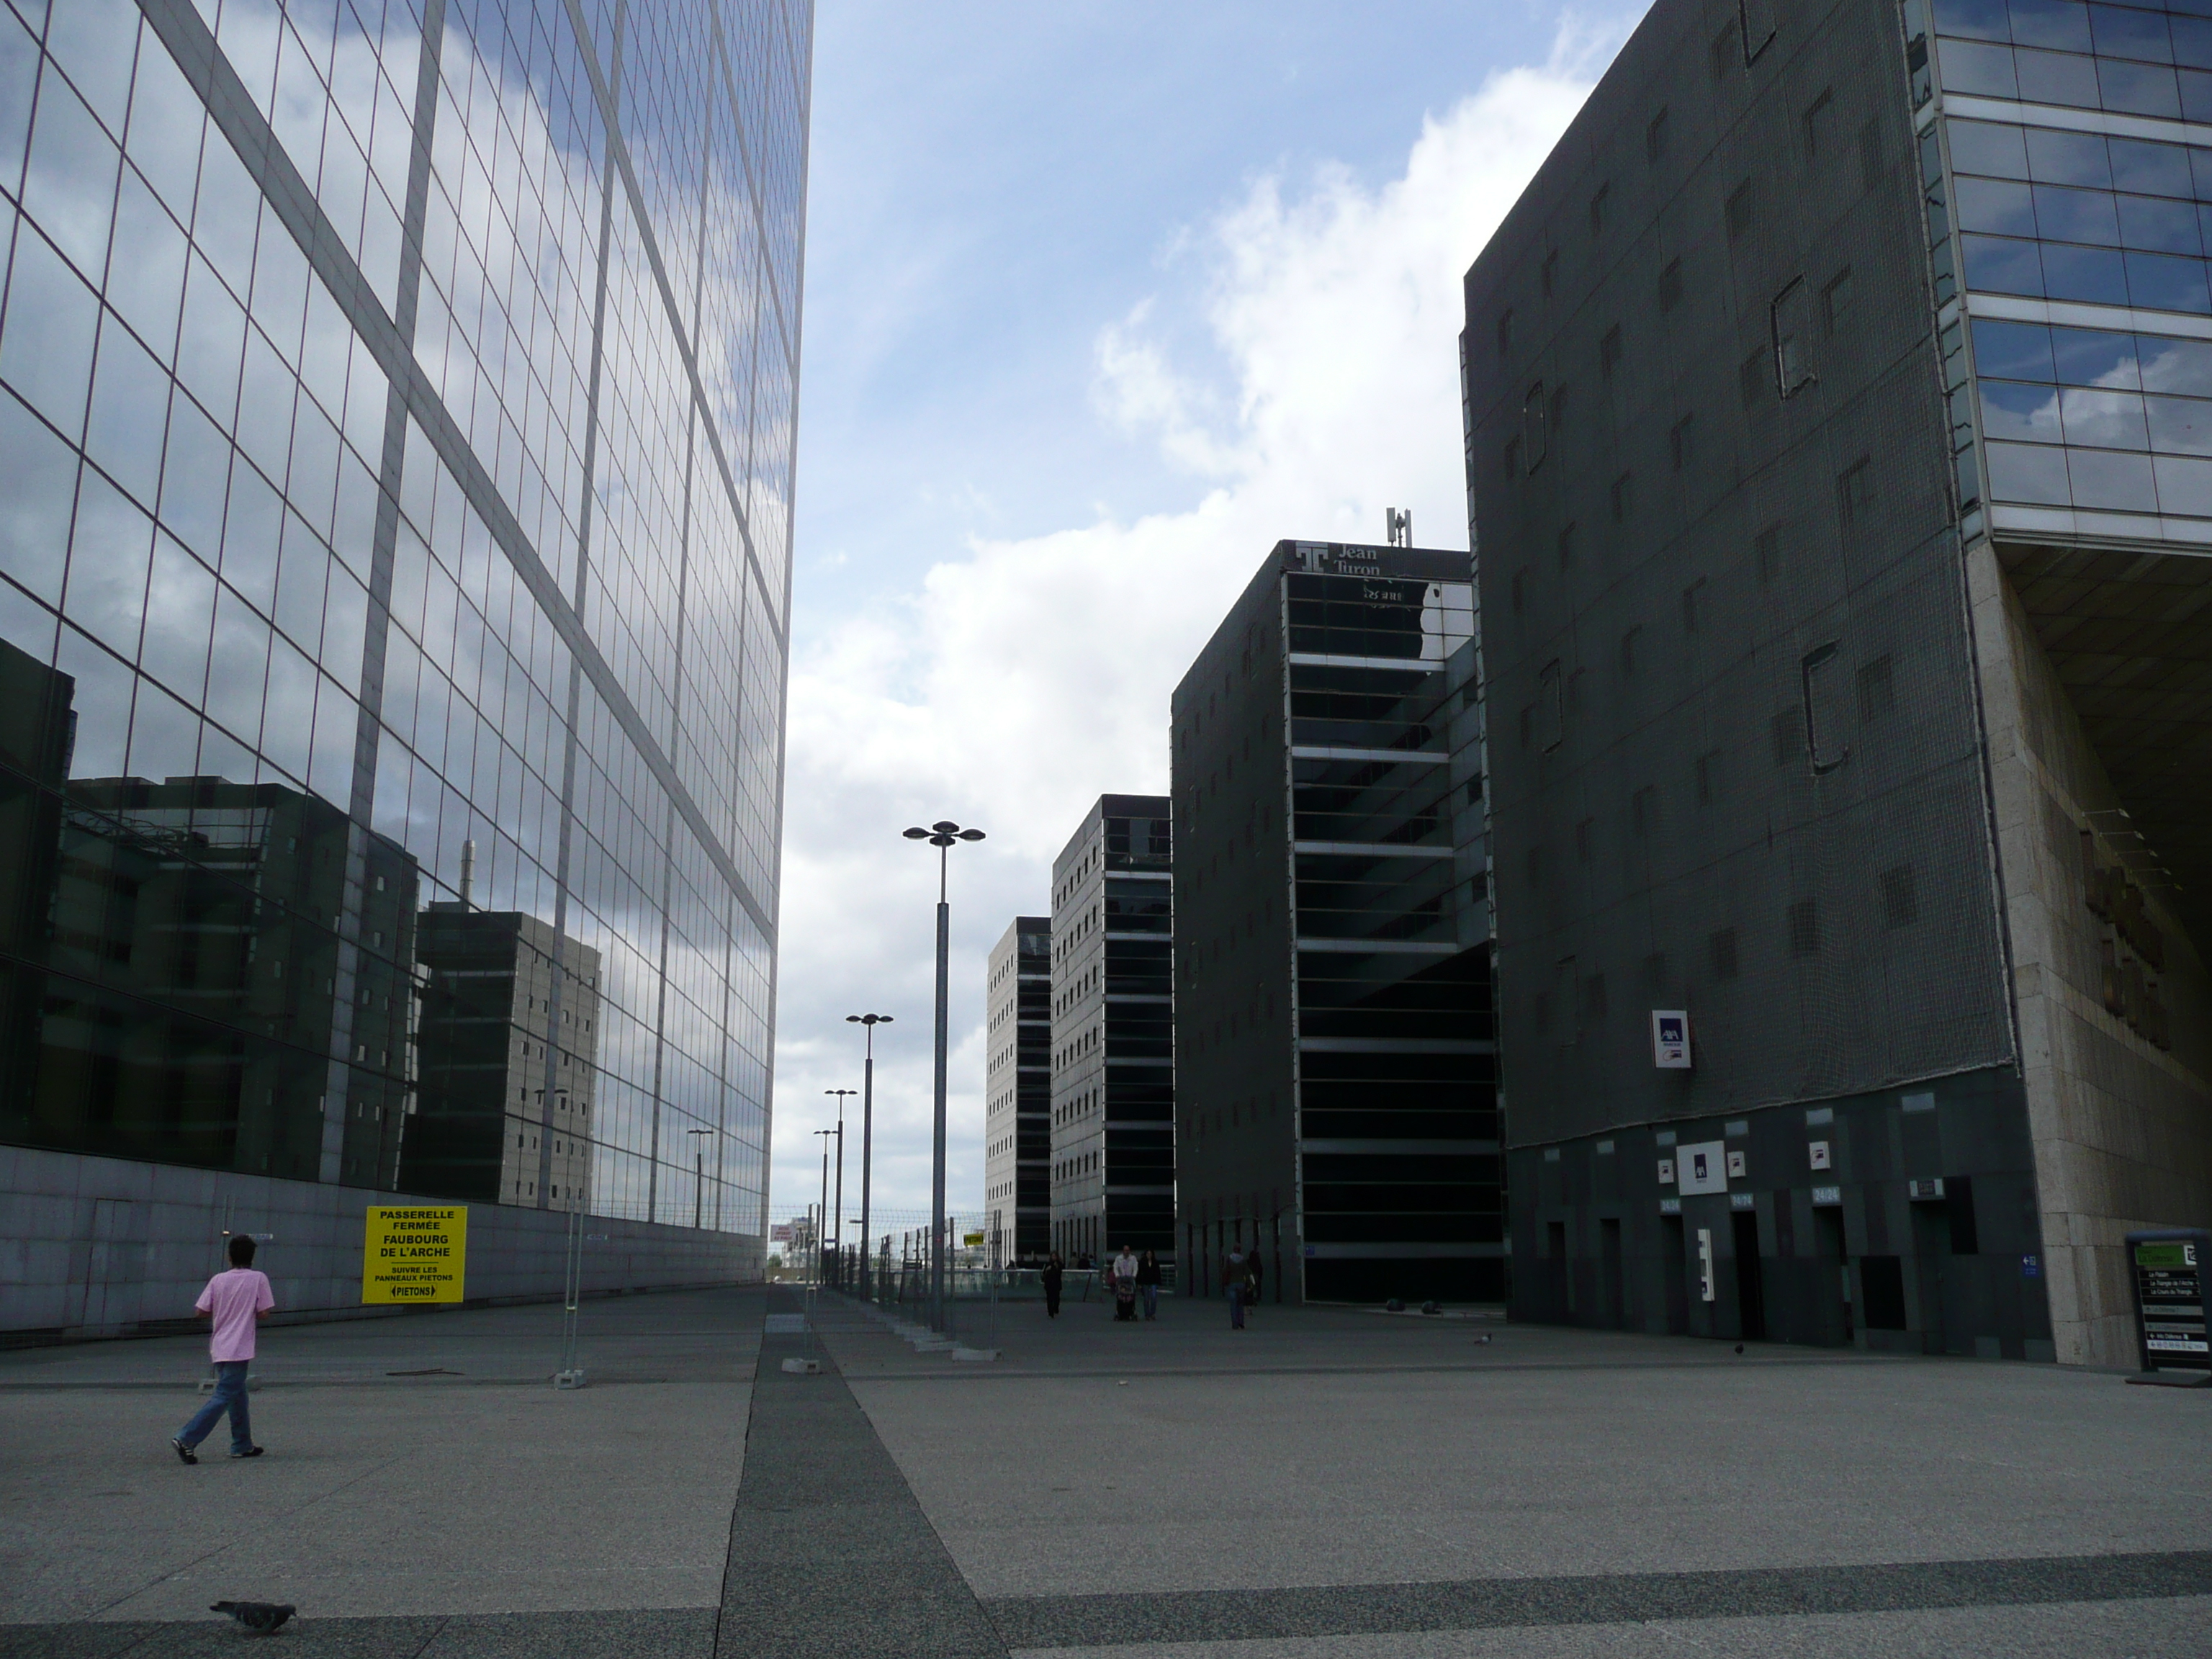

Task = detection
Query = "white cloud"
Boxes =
[771,44,1602,1228]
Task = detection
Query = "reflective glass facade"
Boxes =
[1930,0,2212,535]
[982,914,1048,1262]
[0,0,808,1242]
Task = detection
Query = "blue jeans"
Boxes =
[179,1360,253,1454]
[1142,1285,1159,1320]
[1228,1285,1246,1329]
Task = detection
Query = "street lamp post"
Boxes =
[685,1128,712,1232]
[812,1128,835,1288]
[845,1014,891,1298]
[824,1089,855,1289]
[903,820,984,1330]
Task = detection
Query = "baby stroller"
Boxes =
[1112,1268,1138,1321]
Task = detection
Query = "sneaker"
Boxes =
[228,1447,264,1460]
[171,1438,197,1465]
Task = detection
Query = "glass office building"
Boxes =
[0,0,807,1250]
[1173,543,1496,1305]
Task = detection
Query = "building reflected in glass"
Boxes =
[0,0,808,1260]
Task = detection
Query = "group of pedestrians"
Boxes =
[1035,1241,1262,1328]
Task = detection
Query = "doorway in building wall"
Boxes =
[1660,1214,1688,1334]
[1601,1218,1624,1328]
[1732,1209,1766,1341]
[1813,1205,1852,1344]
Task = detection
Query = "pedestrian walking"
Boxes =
[1042,1251,1064,1319]
[1246,1246,1264,1320]
[1110,1244,1138,1321]
[171,1235,274,1463]
[1136,1249,1161,1321]
[1222,1242,1249,1331]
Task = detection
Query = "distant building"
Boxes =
[404,904,601,1211]
[984,915,1051,1262]
[1173,541,1496,1305]
[1460,0,2211,1364]
[1048,796,1176,1264]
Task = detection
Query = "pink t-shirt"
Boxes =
[196,1267,275,1362]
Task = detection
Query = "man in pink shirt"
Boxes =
[171,1234,275,1463]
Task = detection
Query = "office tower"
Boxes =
[1462,0,2210,1364]
[1173,541,1495,1305]
[0,0,811,1332]
[983,914,1050,1262]
[1048,795,1174,1264]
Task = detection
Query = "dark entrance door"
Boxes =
[1814,1205,1852,1344]
[1601,1218,1624,1328]
[1732,1209,1766,1341]
[1660,1215,1688,1334]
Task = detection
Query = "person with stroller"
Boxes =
[1110,1244,1139,1321]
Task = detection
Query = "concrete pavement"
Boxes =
[3,1283,2211,1655]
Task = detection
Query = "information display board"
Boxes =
[2126,1228,2211,1377]
[363,1207,468,1304]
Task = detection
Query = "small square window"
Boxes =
[1857,653,1894,721]
[1590,182,1611,238]
[1822,267,1855,334]
[1803,88,1834,160]
[1789,898,1821,958]
[1709,927,1740,980]
[1541,248,1559,297]
[1725,179,1756,242]
[1881,865,1918,927]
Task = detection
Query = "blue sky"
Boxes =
[769,3,1649,1232]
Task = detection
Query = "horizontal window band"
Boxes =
[1989,500,2212,548]
[1295,938,1465,954]
[1293,842,1457,858]
[1301,1140,1501,1155]
[1968,288,2212,341]
[1300,1242,1509,1259]
[1290,746,1451,765]
[1945,91,2212,151]
[1287,653,1452,673]
[1298,1038,1496,1055]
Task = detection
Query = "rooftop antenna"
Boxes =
[459,837,475,909]
[1385,508,1411,547]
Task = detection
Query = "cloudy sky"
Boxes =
[768,3,1650,1231]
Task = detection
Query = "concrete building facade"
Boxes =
[1048,795,1175,1265]
[1463,0,2210,1364]
[983,914,1050,1263]
[1173,541,1497,1306]
[0,0,811,1334]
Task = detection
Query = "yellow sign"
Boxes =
[963,1231,984,1247]
[363,1207,467,1303]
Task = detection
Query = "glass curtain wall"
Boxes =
[1283,570,1501,1301]
[1925,0,2212,535]
[0,0,806,1241]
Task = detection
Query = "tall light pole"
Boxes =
[846,1014,892,1298]
[904,819,984,1328]
[685,1128,713,1232]
[812,1128,835,1288]
[824,1089,855,1288]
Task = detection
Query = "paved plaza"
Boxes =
[2,1286,2211,1655]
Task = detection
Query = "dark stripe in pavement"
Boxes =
[714,1288,1007,1658]
[982,1550,2212,1649]
[0,1607,716,1658]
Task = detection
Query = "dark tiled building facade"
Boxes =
[0,0,810,1323]
[1464,0,2211,1364]
[1174,542,1497,1305]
